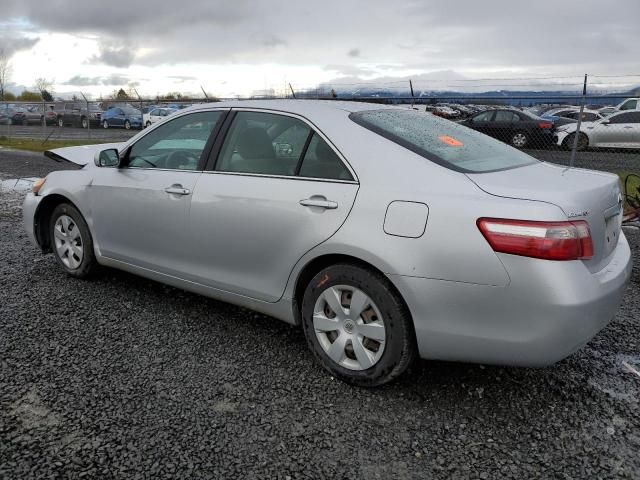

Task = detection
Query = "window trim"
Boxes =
[204,107,358,184]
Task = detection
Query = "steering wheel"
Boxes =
[165,150,198,169]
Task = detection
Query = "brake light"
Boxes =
[477,218,593,261]
[538,122,553,129]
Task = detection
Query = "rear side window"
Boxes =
[298,133,353,181]
[350,109,537,173]
[216,111,353,180]
[217,111,311,176]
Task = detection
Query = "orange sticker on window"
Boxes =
[438,135,463,147]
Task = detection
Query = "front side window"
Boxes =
[620,100,638,111]
[216,111,311,176]
[608,112,640,124]
[127,111,223,170]
[351,109,538,173]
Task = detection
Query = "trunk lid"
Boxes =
[467,162,623,273]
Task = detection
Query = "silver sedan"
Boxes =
[23,100,632,386]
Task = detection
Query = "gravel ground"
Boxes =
[1,150,639,479]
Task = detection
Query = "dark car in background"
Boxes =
[57,102,103,128]
[460,108,554,148]
[101,106,143,129]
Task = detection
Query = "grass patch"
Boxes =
[0,137,112,153]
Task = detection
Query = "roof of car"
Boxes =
[185,99,399,116]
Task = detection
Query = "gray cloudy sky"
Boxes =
[2,0,639,97]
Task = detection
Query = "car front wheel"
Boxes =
[103,120,109,129]
[124,120,131,130]
[564,132,589,151]
[81,117,88,129]
[57,117,64,127]
[301,263,416,387]
[50,203,97,278]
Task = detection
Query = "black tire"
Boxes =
[301,263,416,387]
[124,120,131,130]
[145,121,151,128]
[49,203,97,278]
[81,117,88,129]
[510,131,529,148]
[564,132,588,151]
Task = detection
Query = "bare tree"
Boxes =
[0,49,12,101]
[34,77,51,94]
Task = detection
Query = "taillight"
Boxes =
[538,122,553,129]
[477,218,593,261]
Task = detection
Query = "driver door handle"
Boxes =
[164,185,191,196]
[299,197,338,209]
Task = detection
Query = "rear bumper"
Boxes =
[390,232,632,367]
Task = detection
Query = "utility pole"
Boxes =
[80,91,91,140]
[409,79,415,109]
[200,85,210,102]
[567,74,588,170]
[289,83,296,99]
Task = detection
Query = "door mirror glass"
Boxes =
[95,148,120,167]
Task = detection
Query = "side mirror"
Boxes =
[601,120,610,125]
[94,148,120,167]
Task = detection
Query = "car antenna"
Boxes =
[409,79,415,110]
[565,73,588,174]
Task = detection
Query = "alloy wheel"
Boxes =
[313,285,386,371]
[53,215,84,269]
[103,120,109,129]
[511,133,528,148]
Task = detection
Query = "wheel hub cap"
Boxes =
[53,215,84,270]
[313,285,386,371]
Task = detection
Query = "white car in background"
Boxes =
[616,98,639,112]
[143,107,178,128]
[554,110,640,150]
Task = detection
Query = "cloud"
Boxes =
[0,34,39,56]
[89,42,135,68]
[63,74,132,86]
[2,0,640,91]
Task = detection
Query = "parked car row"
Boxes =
[0,104,58,125]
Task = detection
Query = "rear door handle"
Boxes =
[299,197,338,209]
[164,185,191,196]
[624,126,633,129]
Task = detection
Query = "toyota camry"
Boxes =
[23,100,632,386]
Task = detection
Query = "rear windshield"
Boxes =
[350,109,538,173]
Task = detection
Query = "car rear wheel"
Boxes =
[81,117,88,129]
[564,132,589,151]
[103,120,109,129]
[511,131,529,148]
[50,203,97,278]
[22,118,28,126]
[124,120,131,130]
[301,263,416,387]
[145,121,151,128]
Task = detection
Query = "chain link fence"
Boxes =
[1,88,638,223]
